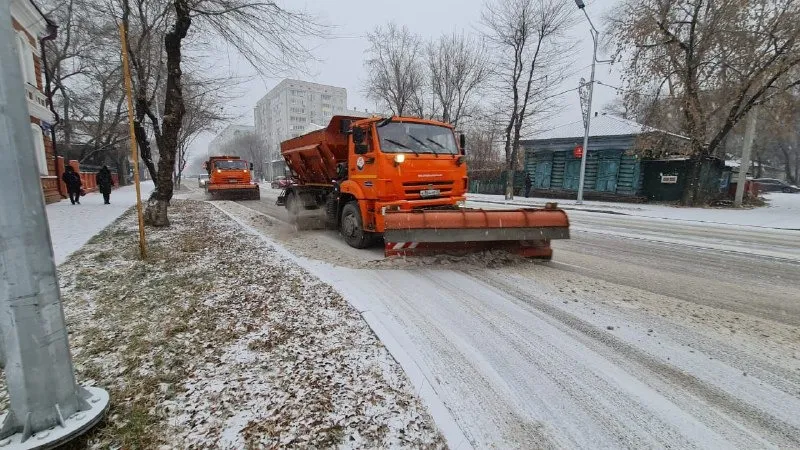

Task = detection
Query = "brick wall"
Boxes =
[42,136,61,203]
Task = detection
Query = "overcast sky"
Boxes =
[189,0,622,160]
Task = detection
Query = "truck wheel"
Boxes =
[286,192,300,223]
[340,201,372,249]
[324,196,338,230]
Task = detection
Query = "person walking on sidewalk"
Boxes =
[62,166,82,205]
[96,165,114,204]
[524,175,532,198]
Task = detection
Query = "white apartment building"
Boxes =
[254,79,376,179]
[208,124,255,156]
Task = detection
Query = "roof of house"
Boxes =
[530,114,688,141]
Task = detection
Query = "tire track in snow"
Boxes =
[472,269,800,448]
[361,271,556,449]
[414,270,724,449]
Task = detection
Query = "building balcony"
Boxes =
[25,82,55,124]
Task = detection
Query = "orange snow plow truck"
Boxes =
[203,155,260,200]
[278,115,569,259]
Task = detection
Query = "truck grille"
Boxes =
[402,181,454,199]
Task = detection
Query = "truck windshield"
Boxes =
[214,160,248,170]
[377,122,458,155]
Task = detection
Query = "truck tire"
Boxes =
[340,201,372,249]
[324,196,338,230]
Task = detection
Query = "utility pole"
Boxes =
[576,35,596,205]
[734,107,758,208]
[0,2,108,447]
[120,23,147,259]
[574,0,613,205]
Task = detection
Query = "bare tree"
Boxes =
[173,76,228,188]
[463,112,505,172]
[427,32,490,128]
[482,0,575,199]
[609,0,800,205]
[364,22,425,116]
[219,132,267,180]
[758,88,800,184]
[118,0,323,226]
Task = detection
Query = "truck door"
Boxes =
[349,125,378,199]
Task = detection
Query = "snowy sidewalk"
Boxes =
[467,192,800,230]
[46,181,154,265]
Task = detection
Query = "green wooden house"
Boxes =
[522,114,688,200]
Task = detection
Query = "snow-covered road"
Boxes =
[206,187,800,448]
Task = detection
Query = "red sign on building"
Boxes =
[573,145,584,158]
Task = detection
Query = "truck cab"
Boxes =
[341,117,468,233]
[204,155,260,200]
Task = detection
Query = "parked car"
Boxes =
[271,176,292,189]
[752,178,800,193]
[198,174,209,188]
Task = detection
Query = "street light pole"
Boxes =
[0,2,108,446]
[577,20,597,204]
[575,1,608,205]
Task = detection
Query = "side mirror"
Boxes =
[459,133,466,155]
[354,143,369,155]
[353,127,365,144]
[249,162,254,171]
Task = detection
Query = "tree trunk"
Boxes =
[505,167,514,200]
[681,137,716,206]
[682,157,702,206]
[134,120,158,182]
[114,154,128,186]
[780,146,797,184]
[144,198,169,227]
[144,0,191,227]
[755,151,763,179]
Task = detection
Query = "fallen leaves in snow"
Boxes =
[1,200,444,449]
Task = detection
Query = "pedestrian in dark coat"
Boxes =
[524,175,532,198]
[96,165,114,204]
[62,166,82,204]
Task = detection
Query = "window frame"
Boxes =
[30,123,48,175]
[16,32,37,87]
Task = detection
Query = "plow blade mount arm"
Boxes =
[383,208,570,259]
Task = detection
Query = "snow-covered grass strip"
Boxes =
[0,200,444,449]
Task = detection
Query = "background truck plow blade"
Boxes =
[383,208,570,258]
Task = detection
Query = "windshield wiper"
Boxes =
[425,138,445,149]
[425,138,457,158]
[383,138,419,156]
[408,135,438,157]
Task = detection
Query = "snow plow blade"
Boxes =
[383,206,569,259]
[207,184,260,200]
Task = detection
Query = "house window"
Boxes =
[16,33,37,87]
[30,123,48,175]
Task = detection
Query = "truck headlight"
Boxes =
[394,154,405,166]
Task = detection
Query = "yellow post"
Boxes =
[119,23,147,259]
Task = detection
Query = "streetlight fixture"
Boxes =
[574,0,612,204]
